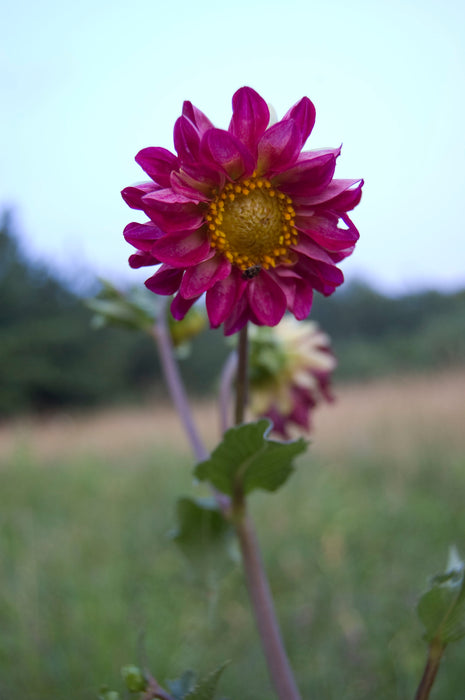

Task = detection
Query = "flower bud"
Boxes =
[249,317,336,438]
[121,664,147,693]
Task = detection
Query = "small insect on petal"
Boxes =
[242,265,262,280]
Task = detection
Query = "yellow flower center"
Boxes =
[205,177,298,272]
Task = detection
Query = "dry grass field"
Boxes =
[1,368,464,465]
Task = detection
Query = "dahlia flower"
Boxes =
[122,87,363,335]
[249,318,336,438]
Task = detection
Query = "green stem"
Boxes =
[414,639,445,700]
[234,325,249,425]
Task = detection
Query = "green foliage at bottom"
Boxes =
[1,430,465,699]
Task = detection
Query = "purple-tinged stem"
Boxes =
[152,304,208,463]
[235,513,301,700]
[152,303,230,513]
[232,325,301,700]
[143,674,176,700]
[414,640,445,700]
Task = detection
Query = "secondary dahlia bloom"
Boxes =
[122,87,363,335]
[249,318,336,438]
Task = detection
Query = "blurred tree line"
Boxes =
[1,212,464,418]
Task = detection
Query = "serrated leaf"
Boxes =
[167,669,196,699]
[171,498,234,574]
[417,546,465,644]
[194,420,306,497]
[184,662,229,700]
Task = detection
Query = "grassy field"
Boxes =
[1,369,465,699]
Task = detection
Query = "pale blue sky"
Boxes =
[1,0,464,294]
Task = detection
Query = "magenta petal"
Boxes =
[257,119,301,176]
[223,293,251,335]
[177,162,225,195]
[295,256,344,295]
[282,97,316,147]
[129,251,158,268]
[273,149,339,196]
[170,171,211,202]
[121,182,160,211]
[170,293,198,320]
[182,101,214,134]
[145,265,183,295]
[229,86,270,155]
[123,221,164,251]
[290,387,313,428]
[296,214,359,252]
[247,272,286,326]
[151,229,211,267]
[267,268,312,321]
[180,256,231,299]
[135,147,178,188]
[328,243,356,262]
[292,236,334,264]
[200,128,255,180]
[291,280,313,319]
[323,179,364,212]
[206,271,242,327]
[173,115,202,163]
[142,189,204,232]
[294,178,363,209]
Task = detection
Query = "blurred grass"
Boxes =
[1,371,465,699]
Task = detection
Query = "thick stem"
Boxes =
[414,640,445,700]
[232,323,301,700]
[235,513,302,700]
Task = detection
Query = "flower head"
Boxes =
[122,87,363,335]
[249,318,336,438]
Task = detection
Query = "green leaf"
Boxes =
[184,662,229,700]
[417,546,465,644]
[167,669,196,699]
[171,497,234,573]
[194,419,307,496]
[86,280,155,332]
